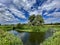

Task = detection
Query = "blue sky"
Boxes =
[0,0,60,24]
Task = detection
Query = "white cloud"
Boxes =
[29,0,60,16]
[0,0,60,24]
[23,0,60,23]
[44,18,60,24]
[9,5,26,19]
[0,3,20,24]
[13,0,36,11]
[29,10,40,15]
[0,2,27,24]
[47,12,60,18]
[38,0,60,23]
[38,0,60,13]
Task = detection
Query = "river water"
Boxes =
[9,30,45,45]
[9,28,55,45]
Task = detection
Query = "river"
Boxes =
[9,28,55,45]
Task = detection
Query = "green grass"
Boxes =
[0,25,60,32]
[18,25,60,32]
[40,31,60,45]
[0,25,13,31]
[0,30,23,45]
[0,24,60,45]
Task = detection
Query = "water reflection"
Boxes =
[9,30,45,45]
[9,30,30,44]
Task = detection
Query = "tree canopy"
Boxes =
[29,14,44,26]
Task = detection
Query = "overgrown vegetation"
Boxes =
[0,14,60,45]
[28,14,44,26]
[40,31,60,45]
[0,30,23,45]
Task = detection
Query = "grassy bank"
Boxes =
[0,24,60,32]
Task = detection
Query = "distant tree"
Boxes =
[0,24,1,26]
[28,14,35,25]
[13,26,16,30]
[29,14,44,26]
[16,23,23,29]
[35,15,44,26]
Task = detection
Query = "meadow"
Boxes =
[0,24,60,45]
[0,24,60,32]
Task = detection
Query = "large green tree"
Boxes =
[29,14,44,26]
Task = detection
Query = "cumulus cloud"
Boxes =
[0,3,20,24]
[39,0,60,23]
[9,5,26,19]
[0,0,60,24]
[0,1,27,24]
[13,0,36,11]
[44,18,60,24]
[47,12,60,18]
[0,0,36,24]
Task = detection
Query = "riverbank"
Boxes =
[0,25,60,32]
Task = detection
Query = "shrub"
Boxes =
[32,26,41,32]
[0,30,23,45]
[40,31,60,45]
[16,23,23,29]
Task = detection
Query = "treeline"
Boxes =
[44,23,60,25]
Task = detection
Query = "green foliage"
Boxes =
[0,24,1,26]
[0,25,13,31]
[29,14,44,26]
[29,14,35,22]
[32,26,41,32]
[0,24,60,32]
[36,15,44,23]
[0,30,23,45]
[40,32,60,45]
[16,23,23,29]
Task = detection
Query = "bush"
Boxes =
[0,30,23,45]
[40,31,60,45]
[32,26,41,32]
[16,23,23,29]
